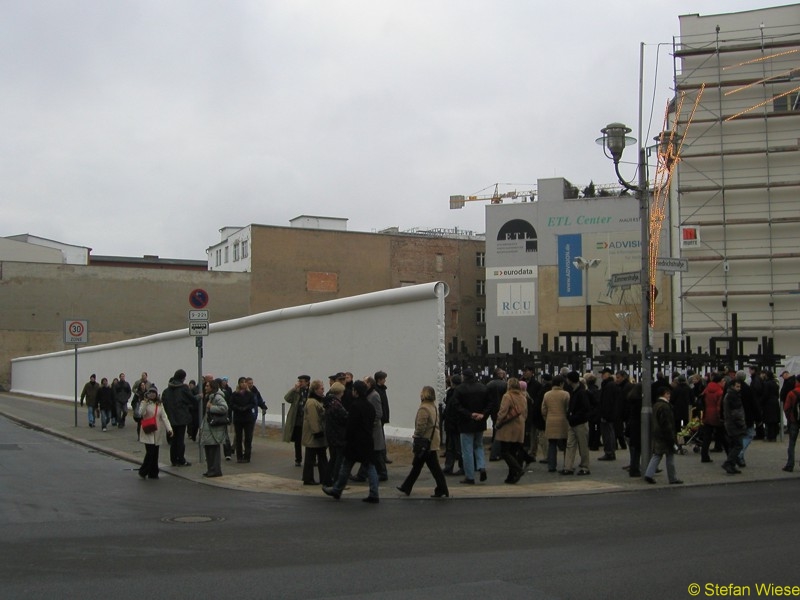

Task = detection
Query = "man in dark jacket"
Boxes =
[670,375,693,432]
[722,380,747,475]
[374,371,392,464]
[486,368,508,461]
[112,373,132,429]
[562,371,590,476]
[452,368,490,484]
[161,368,196,467]
[598,368,621,461]
[644,386,682,485]
[323,380,379,503]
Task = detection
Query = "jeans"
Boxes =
[100,409,112,429]
[601,420,616,456]
[459,431,485,481]
[644,451,677,482]
[87,405,96,427]
[739,426,755,461]
[786,422,799,468]
[332,457,379,498]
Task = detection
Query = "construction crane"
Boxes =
[449,183,536,209]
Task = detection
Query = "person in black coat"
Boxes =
[323,380,380,503]
[761,371,781,441]
[161,368,196,467]
[625,383,643,477]
[598,368,621,461]
[230,376,257,463]
[452,368,490,484]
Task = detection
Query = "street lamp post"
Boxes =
[573,256,601,371]
[597,122,652,474]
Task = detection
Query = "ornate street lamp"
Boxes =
[597,122,652,474]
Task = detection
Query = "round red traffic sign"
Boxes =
[189,289,209,309]
[68,321,85,337]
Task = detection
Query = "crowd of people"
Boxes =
[77,362,800,497]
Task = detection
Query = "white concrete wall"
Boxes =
[11,282,449,439]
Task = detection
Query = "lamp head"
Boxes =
[597,122,636,162]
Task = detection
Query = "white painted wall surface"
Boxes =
[11,282,449,439]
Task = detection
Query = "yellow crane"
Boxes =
[449,183,536,209]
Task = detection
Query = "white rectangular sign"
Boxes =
[64,319,89,344]
[656,257,689,272]
[609,271,642,288]
[189,310,209,320]
[189,321,209,336]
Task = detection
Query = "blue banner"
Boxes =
[558,234,582,297]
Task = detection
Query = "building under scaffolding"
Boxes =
[673,4,800,359]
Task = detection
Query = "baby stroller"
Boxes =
[677,412,703,455]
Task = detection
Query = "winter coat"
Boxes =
[366,388,386,451]
[761,378,781,425]
[230,389,257,424]
[323,393,348,449]
[375,383,390,425]
[200,391,229,446]
[453,376,490,433]
[701,380,724,427]
[783,382,800,425]
[723,388,747,438]
[96,386,114,411]
[625,384,643,446]
[494,390,527,444]
[567,383,590,427]
[302,393,327,448]
[671,382,693,425]
[81,381,100,407]
[282,387,306,442]
[541,386,570,440]
[651,397,676,455]
[113,379,132,404]
[413,399,441,449]
[344,396,376,463]
[137,399,173,446]
[599,377,621,422]
[161,378,195,427]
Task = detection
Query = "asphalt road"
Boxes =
[1,415,797,600]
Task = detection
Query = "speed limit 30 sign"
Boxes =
[65,319,89,344]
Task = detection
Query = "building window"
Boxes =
[476,252,485,267]
[233,241,240,262]
[224,246,229,263]
[773,91,800,112]
[476,307,485,324]
[241,240,249,259]
[215,249,222,267]
[476,280,485,296]
[435,253,444,273]
[450,309,459,329]
[476,335,487,353]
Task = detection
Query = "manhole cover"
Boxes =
[161,515,225,524]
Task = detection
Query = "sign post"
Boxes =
[65,320,89,427]
[189,290,209,462]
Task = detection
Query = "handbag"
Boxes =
[141,404,158,434]
[495,403,521,430]
[412,412,437,461]
[208,414,231,426]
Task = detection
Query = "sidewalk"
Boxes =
[1,392,795,499]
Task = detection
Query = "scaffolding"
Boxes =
[673,12,800,357]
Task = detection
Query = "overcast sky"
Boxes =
[2,1,794,259]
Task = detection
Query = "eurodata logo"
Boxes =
[596,240,640,250]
